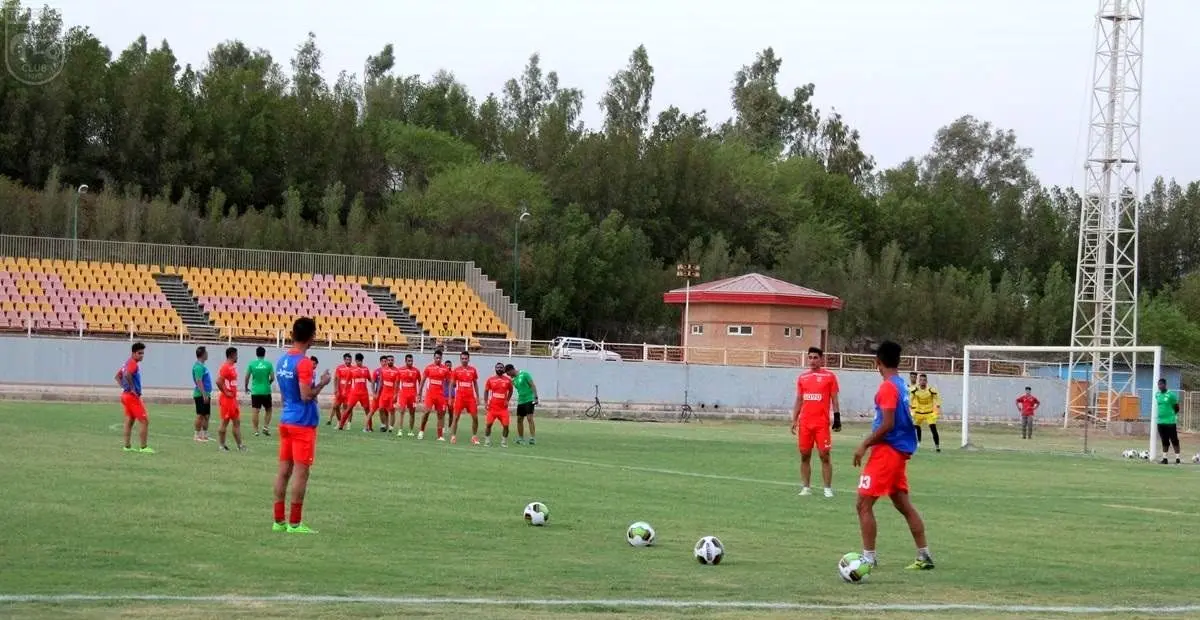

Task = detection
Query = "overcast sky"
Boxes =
[48,0,1198,189]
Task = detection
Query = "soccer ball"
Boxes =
[1192,453,1199,463]
[523,502,549,526]
[626,521,656,547]
[1139,450,1150,460]
[1122,449,1137,459]
[694,536,724,565]
[838,552,872,584]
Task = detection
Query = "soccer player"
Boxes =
[339,353,373,430]
[246,346,275,437]
[326,353,353,426]
[791,346,841,498]
[377,356,401,433]
[116,342,153,453]
[217,346,246,452]
[395,354,421,437]
[506,364,539,445]
[853,340,934,571]
[1016,386,1040,439]
[449,351,481,445]
[443,359,455,437]
[417,351,450,440]
[365,355,386,432]
[273,317,331,534]
[192,346,213,442]
[1155,378,1182,464]
[910,373,942,453]
[484,362,513,447]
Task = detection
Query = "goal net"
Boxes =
[959,345,1164,458]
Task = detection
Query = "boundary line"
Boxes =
[1,594,1198,614]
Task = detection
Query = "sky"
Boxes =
[45,0,1199,189]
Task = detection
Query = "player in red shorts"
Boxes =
[418,351,450,440]
[376,356,401,433]
[273,317,332,534]
[216,346,247,452]
[115,342,153,453]
[791,346,841,498]
[448,351,481,445]
[853,340,934,571]
[394,353,421,437]
[483,362,513,447]
[326,353,353,426]
[338,353,373,431]
[366,355,387,432]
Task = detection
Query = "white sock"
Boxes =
[863,550,876,563]
[918,547,932,560]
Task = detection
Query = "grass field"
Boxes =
[1,400,1198,619]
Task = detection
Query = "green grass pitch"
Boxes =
[0,400,1197,619]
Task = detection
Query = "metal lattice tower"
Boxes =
[1067,0,1145,427]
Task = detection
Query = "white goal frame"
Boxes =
[961,345,1164,459]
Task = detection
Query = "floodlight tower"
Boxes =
[1067,0,1145,427]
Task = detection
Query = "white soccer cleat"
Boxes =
[799,487,812,496]
[824,488,834,498]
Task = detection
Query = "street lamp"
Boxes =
[514,205,531,304]
[675,263,700,362]
[72,184,89,261]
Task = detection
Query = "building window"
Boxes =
[783,327,791,337]
[690,324,703,335]
[793,327,804,339]
[727,325,753,336]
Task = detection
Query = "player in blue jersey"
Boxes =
[853,340,934,571]
[272,317,331,534]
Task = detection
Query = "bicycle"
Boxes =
[678,388,698,423]
[584,385,604,419]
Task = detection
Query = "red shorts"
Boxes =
[376,391,396,412]
[398,392,417,409]
[798,420,831,454]
[857,444,910,498]
[121,392,147,421]
[278,423,317,466]
[453,395,478,415]
[424,392,446,412]
[486,405,510,426]
[345,393,370,412]
[219,397,240,422]
[333,392,345,406]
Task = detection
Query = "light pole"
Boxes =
[72,184,89,261]
[676,263,700,363]
[514,205,531,304]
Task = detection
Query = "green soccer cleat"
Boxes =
[905,558,935,570]
[137,447,155,454]
[122,446,136,452]
[272,521,288,533]
[286,523,318,534]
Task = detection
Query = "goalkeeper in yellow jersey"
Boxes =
[910,373,942,452]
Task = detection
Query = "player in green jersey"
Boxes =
[505,364,539,445]
[1154,378,1182,464]
[192,346,212,442]
[245,346,276,436]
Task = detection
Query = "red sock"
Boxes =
[273,501,285,523]
[436,425,443,438]
[289,502,303,525]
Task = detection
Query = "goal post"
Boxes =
[960,344,1164,458]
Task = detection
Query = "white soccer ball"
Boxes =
[1122,449,1137,459]
[694,536,724,565]
[838,552,872,584]
[1139,450,1150,460]
[1192,453,1199,464]
[523,502,549,526]
[626,521,656,547]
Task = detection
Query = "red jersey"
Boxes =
[486,375,512,407]
[351,365,371,395]
[452,365,479,399]
[423,363,450,394]
[379,366,402,392]
[218,361,238,398]
[1016,394,1040,416]
[335,364,354,396]
[398,366,421,394]
[797,369,839,424]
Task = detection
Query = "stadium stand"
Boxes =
[0,256,182,335]
[385,278,514,341]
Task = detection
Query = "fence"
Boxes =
[0,234,533,341]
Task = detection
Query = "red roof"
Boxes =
[662,273,842,310]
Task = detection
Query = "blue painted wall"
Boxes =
[1026,363,1181,419]
[0,335,1067,420]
